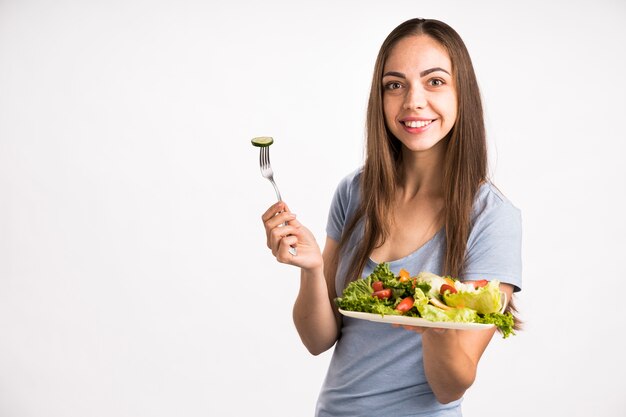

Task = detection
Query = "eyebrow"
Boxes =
[382,67,451,78]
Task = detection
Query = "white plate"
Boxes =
[338,309,494,330]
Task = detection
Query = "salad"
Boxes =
[335,263,515,338]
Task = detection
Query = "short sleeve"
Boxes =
[326,171,359,243]
[463,196,523,292]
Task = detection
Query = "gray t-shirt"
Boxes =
[316,169,522,417]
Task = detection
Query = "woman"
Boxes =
[261,18,522,416]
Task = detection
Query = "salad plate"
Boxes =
[338,309,495,330]
[335,263,515,337]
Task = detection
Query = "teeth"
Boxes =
[404,120,433,128]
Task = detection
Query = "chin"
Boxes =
[402,138,446,153]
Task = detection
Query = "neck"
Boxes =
[398,141,446,200]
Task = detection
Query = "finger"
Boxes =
[279,235,298,247]
[286,217,302,228]
[276,236,299,263]
[268,224,300,250]
[261,201,286,223]
[402,325,425,334]
[265,211,297,231]
[430,327,447,334]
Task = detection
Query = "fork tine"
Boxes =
[257,143,287,211]
[260,146,267,171]
[261,146,272,174]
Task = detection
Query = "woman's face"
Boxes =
[382,35,457,155]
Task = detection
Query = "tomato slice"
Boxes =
[440,283,457,294]
[372,289,392,299]
[395,296,414,313]
[466,279,489,289]
[372,281,384,292]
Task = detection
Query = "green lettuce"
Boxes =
[415,271,449,298]
[417,304,478,323]
[476,312,516,338]
[334,268,397,315]
[335,263,424,316]
[442,280,503,314]
[370,262,395,282]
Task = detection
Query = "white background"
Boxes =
[1,1,625,416]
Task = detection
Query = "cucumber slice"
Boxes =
[251,136,274,147]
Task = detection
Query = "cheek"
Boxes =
[382,101,392,125]
[442,96,458,123]
[383,97,399,125]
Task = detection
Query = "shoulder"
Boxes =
[332,167,363,204]
[336,167,362,193]
[472,181,521,224]
[465,182,523,290]
[326,167,363,241]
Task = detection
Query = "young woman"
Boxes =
[261,18,522,417]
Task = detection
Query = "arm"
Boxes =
[292,237,342,355]
[418,283,514,404]
[422,195,523,402]
[262,202,341,355]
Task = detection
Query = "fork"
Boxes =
[259,145,282,202]
[259,145,297,256]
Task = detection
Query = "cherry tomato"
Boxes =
[399,268,411,283]
[395,296,414,313]
[440,283,458,294]
[467,279,488,289]
[372,289,392,299]
[372,281,384,292]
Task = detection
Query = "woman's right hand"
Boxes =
[261,201,323,271]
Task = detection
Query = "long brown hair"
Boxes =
[337,18,520,327]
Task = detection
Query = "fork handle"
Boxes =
[272,185,297,256]
[269,178,282,202]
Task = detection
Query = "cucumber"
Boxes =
[251,136,274,147]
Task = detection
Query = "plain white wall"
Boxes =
[1,0,625,416]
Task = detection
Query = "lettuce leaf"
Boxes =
[334,274,375,311]
[334,271,398,315]
[370,262,395,282]
[442,280,503,314]
[415,271,448,298]
[476,312,515,338]
[417,304,478,323]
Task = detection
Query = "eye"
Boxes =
[384,81,403,91]
[428,78,445,87]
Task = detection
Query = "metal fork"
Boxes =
[259,145,297,256]
[259,146,282,201]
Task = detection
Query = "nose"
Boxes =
[403,85,427,110]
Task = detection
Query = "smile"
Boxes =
[402,120,434,128]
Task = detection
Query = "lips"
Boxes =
[399,117,437,133]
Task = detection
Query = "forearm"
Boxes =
[293,266,340,355]
[421,329,494,403]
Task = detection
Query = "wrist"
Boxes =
[301,263,324,279]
